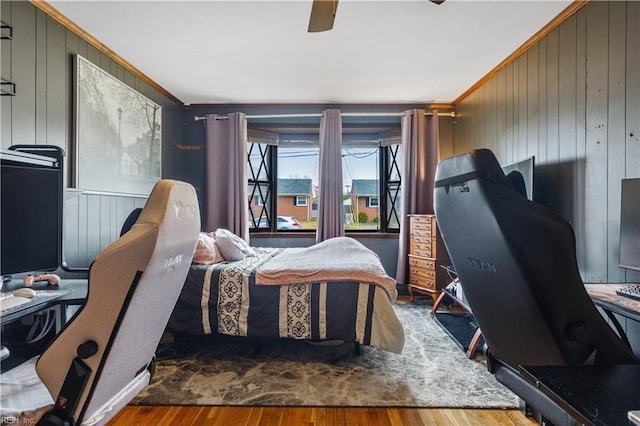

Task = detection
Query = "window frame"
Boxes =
[248,124,401,234]
[247,136,277,231]
[380,143,402,232]
[367,196,380,208]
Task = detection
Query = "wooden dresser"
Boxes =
[407,214,451,302]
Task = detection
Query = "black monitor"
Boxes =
[1,149,62,278]
[619,178,640,272]
[501,156,535,201]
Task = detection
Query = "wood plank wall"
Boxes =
[453,1,640,286]
[1,1,184,272]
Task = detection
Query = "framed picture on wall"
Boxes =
[74,54,161,196]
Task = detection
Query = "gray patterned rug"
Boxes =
[131,302,518,408]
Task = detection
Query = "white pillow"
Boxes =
[214,228,255,261]
[192,232,224,265]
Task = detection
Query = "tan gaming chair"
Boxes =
[35,179,200,425]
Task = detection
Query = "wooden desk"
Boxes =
[585,283,640,350]
[585,283,640,322]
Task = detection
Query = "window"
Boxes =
[343,144,380,230]
[278,143,318,230]
[382,143,402,231]
[247,130,276,230]
[247,124,401,233]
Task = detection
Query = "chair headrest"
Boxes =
[137,179,199,228]
[435,148,512,191]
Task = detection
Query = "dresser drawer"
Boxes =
[412,246,433,258]
[410,240,434,258]
[412,234,435,245]
[411,227,432,239]
[408,255,435,270]
[409,266,437,280]
[411,239,449,258]
[408,275,437,291]
[409,215,434,233]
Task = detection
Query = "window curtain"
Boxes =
[395,109,439,285]
[316,109,344,243]
[204,113,249,242]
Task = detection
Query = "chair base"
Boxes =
[495,363,578,426]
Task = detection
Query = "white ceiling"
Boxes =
[47,0,573,105]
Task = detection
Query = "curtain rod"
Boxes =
[194,111,455,121]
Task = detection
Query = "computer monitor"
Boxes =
[1,149,62,279]
[501,156,535,201]
[619,178,640,272]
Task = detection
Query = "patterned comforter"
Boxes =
[167,240,405,353]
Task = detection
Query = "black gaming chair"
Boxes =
[433,149,638,425]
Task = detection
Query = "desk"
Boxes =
[1,279,87,371]
[586,283,640,350]
[585,283,640,322]
[520,364,640,426]
[1,279,87,324]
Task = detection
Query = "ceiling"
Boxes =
[46,0,574,106]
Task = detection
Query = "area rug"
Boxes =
[131,302,518,408]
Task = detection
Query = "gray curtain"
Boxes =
[316,109,344,243]
[395,109,439,285]
[204,113,249,242]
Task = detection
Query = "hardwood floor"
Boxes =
[108,406,537,425]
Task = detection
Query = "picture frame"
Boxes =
[74,54,161,196]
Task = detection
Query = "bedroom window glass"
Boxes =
[277,138,318,230]
[343,142,380,231]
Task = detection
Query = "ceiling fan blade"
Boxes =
[308,0,339,33]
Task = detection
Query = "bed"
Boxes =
[166,236,405,353]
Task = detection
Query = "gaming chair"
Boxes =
[433,149,638,425]
[35,179,200,425]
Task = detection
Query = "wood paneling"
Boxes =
[584,1,610,283]
[454,1,640,286]
[1,2,183,271]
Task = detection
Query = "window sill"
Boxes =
[249,231,399,239]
